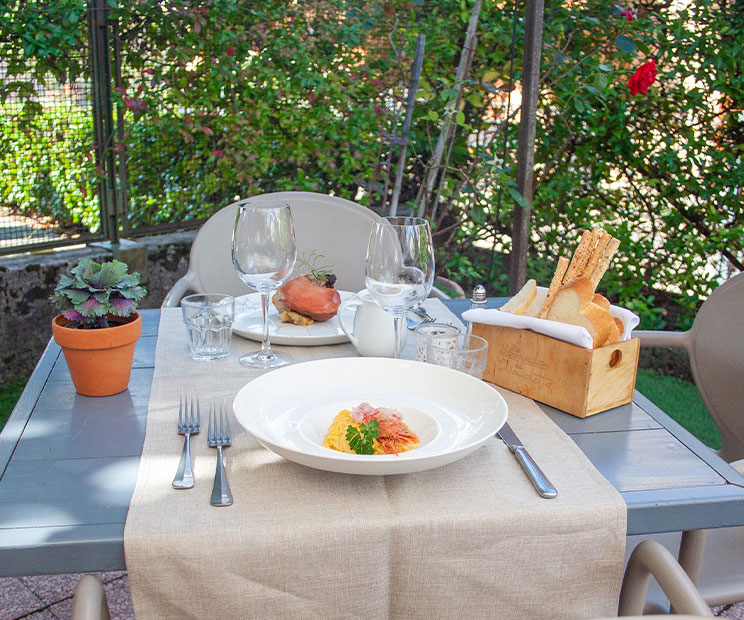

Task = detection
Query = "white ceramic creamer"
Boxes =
[338,289,405,357]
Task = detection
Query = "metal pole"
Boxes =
[88,0,118,243]
[113,18,129,237]
[510,0,544,294]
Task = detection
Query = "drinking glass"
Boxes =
[232,201,296,368]
[365,216,434,359]
[181,294,235,361]
[425,333,489,379]
[415,322,461,362]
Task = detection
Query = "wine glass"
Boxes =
[232,201,296,368]
[365,216,435,358]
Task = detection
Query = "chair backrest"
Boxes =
[167,192,382,304]
[687,272,744,462]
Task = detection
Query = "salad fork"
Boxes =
[208,401,233,507]
[172,395,200,489]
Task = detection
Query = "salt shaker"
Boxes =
[466,284,487,336]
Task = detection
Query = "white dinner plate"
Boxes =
[233,357,508,475]
[233,290,354,346]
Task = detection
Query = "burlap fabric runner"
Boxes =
[124,301,626,619]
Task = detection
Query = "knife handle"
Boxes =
[513,446,558,499]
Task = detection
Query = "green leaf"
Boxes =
[441,88,458,102]
[508,187,527,207]
[346,420,379,455]
[64,289,91,305]
[594,74,609,90]
[101,260,129,285]
[615,35,636,53]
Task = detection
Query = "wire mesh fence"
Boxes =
[0,54,107,255]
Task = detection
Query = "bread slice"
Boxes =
[588,238,620,288]
[538,256,570,319]
[564,228,601,284]
[601,318,622,347]
[499,279,537,315]
[525,288,548,317]
[592,293,610,311]
[546,278,614,347]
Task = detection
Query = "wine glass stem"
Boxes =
[260,291,273,357]
[393,315,405,359]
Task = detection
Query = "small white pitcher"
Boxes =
[338,289,405,357]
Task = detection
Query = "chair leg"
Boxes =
[618,540,712,617]
[678,529,707,585]
[71,574,111,620]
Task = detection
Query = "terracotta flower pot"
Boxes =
[51,313,142,397]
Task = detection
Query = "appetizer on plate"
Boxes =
[323,402,420,455]
[272,272,341,325]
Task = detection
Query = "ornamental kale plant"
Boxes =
[51,259,147,329]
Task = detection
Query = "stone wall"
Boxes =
[0,232,195,384]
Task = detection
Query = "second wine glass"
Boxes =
[232,201,296,369]
[365,216,435,359]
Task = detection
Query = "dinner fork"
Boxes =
[172,395,200,489]
[412,306,436,325]
[208,401,233,507]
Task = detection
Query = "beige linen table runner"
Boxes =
[124,301,627,620]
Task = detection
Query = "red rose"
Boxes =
[226,47,236,57]
[628,60,657,96]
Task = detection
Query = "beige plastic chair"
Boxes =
[631,272,744,609]
[634,271,744,462]
[625,458,744,610]
[163,192,382,306]
[614,539,713,617]
[71,574,111,620]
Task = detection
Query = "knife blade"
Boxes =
[497,422,558,499]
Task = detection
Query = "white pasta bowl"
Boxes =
[233,357,508,475]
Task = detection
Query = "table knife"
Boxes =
[497,423,557,499]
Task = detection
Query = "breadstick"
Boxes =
[564,228,601,284]
[581,232,612,283]
[588,237,620,288]
[538,256,570,319]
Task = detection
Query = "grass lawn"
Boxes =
[1,378,29,430]
[635,368,721,450]
[0,370,722,451]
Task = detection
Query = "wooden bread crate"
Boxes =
[472,323,640,418]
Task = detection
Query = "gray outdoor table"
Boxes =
[1,304,744,578]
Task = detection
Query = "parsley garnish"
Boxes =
[346,420,380,455]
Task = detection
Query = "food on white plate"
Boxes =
[499,227,623,348]
[272,273,341,325]
[323,402,420,455]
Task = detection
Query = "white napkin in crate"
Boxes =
[462,287,640,350]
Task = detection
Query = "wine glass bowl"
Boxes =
[365,216,435,358]
[232,201,296,368]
